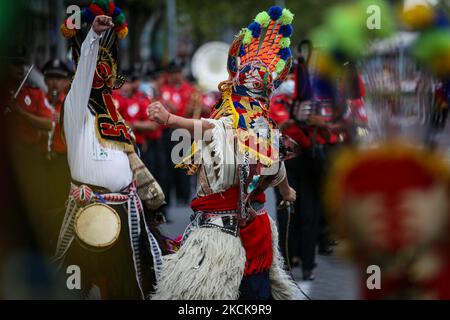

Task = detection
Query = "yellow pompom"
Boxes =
[315,52,338,78]
[401,4,435,30]
[117,26,128,40]
[60,23,76,39]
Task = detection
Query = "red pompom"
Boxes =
[89,3,104,16]
[114,22,126,32]
[108,1,115,16]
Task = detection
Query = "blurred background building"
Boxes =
[14,0,356,73]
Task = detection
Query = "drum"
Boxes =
[74,203,121,251]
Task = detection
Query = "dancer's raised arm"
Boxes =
[65,15,114,126]
[147,101,214,135]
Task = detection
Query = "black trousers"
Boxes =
[162,128,192,205]
[238,272,271,300]
[278,144,337,271]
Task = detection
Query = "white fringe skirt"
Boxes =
[151,216,300,300]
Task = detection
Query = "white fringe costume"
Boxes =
[151,228,246,300]
[152,216,300,300]
[152,116,300,300]
[152,3,301,294]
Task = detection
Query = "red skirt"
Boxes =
[191,187,273,276]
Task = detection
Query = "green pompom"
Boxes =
[255,11,270,28]
[413,30,450,61]
[114,13,125,26]
[279,37,291,48]
[94,0,110,12]
[275,59,286,73]
[280,8,294,25]
[243,29,252,45]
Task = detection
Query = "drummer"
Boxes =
[53,9,165,300]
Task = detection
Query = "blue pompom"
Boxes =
[435,10,450,28]
[112,7,122,18]
[82,8,95,23]
[278,24,293,37]
[248,22,262,38]
[239,45,246,57]
[312,77,335,100]
[277,48,291,61]
[268,6,282,20]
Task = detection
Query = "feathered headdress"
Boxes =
[215,6,294,165]
[226,6,294,100]
[60,1,134,152]
[178,6,295,172]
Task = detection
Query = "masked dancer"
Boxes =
[148,6,300,300]
[54,1,165,299]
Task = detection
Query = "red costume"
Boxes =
[114,91,151,145]
[47,92,67,154]
[10,85,53,147]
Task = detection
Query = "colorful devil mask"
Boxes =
[61,0,133,152]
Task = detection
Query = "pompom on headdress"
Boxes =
[60,0,128,40]
[226,6,295,100]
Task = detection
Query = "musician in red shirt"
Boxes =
[6,51,54,254]
[159,63,196,117]
[114,72,169,216]
[8,83,53,146]
[158,62,195,205]
[115,76,158,147]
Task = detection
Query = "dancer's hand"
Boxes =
[148,101,171,125]
[92,15,114,35]
[278,178,296,203]
[280,185,296,203]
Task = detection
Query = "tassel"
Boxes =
[60,23,76,38]
[116,26,128,39]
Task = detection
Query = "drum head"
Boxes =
[74,203,121,250]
